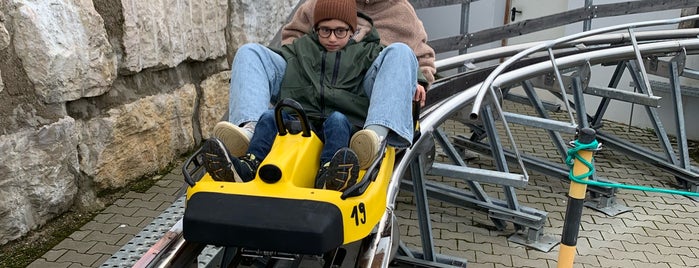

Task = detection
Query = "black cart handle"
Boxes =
[274,98,313,137]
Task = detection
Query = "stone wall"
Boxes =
[0,0,298,245]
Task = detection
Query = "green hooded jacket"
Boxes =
[275,13,426,127]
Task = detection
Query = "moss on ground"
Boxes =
[0,211,98,268]
[0,174,163,268]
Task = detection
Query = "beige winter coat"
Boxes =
[281,0,436,85]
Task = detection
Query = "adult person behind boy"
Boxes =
[214,0,434,168]
[203,0,425,190]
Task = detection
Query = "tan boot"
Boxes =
[350,129,381,169]
[212,121,253,157]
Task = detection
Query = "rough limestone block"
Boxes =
[0,117,79,245]
[9,0,117,103]
[199,70,231,139]
[120,0,228,72]
[77,84,197,188]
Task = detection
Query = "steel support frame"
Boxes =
[571,69,632,215]
[592,58,699,191]
[395,242,467,268]
[495,69,630,215]
[411,153,436,262]
[396,134,477,267]
[398,106,558,252]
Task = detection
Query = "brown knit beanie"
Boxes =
[313,0,357,31]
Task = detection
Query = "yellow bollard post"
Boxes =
[557,128,596,268]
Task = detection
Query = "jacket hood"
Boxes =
[350,12,380,43]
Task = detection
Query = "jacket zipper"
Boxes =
[320,51,327,117]
[320,51,342,118]
[331,51,341,84]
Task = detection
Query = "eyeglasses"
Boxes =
[316,27,351,38]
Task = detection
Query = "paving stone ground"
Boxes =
[29,101,698,268]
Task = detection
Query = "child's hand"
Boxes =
[414,84,426,107]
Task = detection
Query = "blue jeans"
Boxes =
[228,43,286,125]
[229,43,417,148]
[248,110,352,165]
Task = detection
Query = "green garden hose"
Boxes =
[566,140,699,197]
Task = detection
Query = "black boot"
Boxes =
[317,148,359,191]
[202,138,259,182]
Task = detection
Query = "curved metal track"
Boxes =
[121,16,699,268]
[361,15,699,267]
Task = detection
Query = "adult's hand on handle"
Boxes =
[414,84,426,107]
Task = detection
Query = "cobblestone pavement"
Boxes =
[27,171,186,268]
[29,101,698,268]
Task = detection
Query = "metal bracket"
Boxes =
[643,52,687,78]
[529,64,591,94]
[507,227,560,253]
[585,192,633,216]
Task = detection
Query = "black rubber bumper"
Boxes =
[183,192,344,255]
